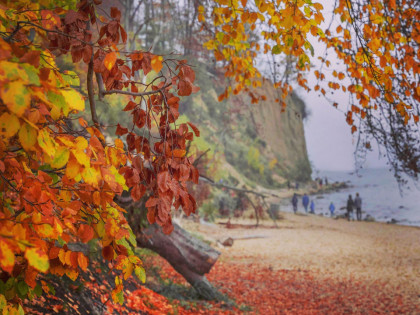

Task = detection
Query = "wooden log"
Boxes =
[137,223,225,300]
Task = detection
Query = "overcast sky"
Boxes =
[299,2,388,172]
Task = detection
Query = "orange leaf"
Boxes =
[172,149,186,158]
[78,224,95,243]
[78,252,89,271]
[104,52,117,71]
[151,55,163,73]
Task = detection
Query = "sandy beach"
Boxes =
[184,212,420,308]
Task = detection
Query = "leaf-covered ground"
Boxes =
[23,250,419,314]
[24,214,420,314]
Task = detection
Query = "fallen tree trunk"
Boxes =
[117,194,225,300]
[137,223,225,300]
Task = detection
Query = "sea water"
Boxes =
[280,168,420,226]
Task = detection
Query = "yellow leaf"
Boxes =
[0,112,20,138]
[35,224,54,238]
[37,129,56,157]
[123,261,133,280]
[19,123,37,151]
[0,240,15,273]
[0,81,31,117]
[104,52,117,71]
[75,136,88,151]
[25,248,49,272]
[61,89,85,112]
[82,167,100,186]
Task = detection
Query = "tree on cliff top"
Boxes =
[0,0,419,313]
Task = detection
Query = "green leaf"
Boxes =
[51,147,70,169]
[47,91,68,115]
[134,266,146,283]
[0,294,6,311]
[271,45,282,55]
[47,283,55,295]
[21,64,40,86]
[128,230,137,247]
[33,284,42,297]
[17,281,28,297]
[116,289,124,304]
[62,71,80,86]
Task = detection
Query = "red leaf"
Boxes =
[123,101,137,112]
[116,123,128,136]
[78,224,95,243]
[157,171,170,192]
[120,25,127,43]
[131,184,146,201]
[145,197,159,208]
[187,122,200,137]
[102,246,114,261]
[110,7,121,20]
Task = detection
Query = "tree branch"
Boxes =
[87,56,100,127]
[100,83,172,98]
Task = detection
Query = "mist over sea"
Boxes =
[280,168,420,226]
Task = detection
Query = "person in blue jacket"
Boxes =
[302,193,309,213]
[310,200,315,214]
[329,202,335,217]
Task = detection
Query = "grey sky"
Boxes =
[299,1,388,172]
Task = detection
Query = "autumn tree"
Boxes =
[199,0,420,181]
[1,0,419,312]
[0,0,201,312]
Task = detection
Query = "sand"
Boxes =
[184,213,420,305]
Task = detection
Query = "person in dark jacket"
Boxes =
[292,193,298,214]
[355,193,362,221]
[347,195,354,221]
[302,194,309,213]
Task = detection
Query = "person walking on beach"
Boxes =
[302,193,309,213]
[355,193,362,221]
[310,200,315,214]
[329,202,335,217]
[346,195,354,221]
[292,193,298,214]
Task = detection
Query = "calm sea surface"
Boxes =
[279,168,420,226]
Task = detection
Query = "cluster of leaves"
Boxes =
[200,0,420,180]
[0,0,201,311]
[200,0,324,105]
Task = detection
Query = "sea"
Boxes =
[279,168,420,227]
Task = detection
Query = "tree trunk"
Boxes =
[136,223,225,300]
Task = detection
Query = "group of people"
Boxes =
[292,193,315,214]
[346,193,363,221]
[291,192,363,221]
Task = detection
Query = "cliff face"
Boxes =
[182,66,312,188]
